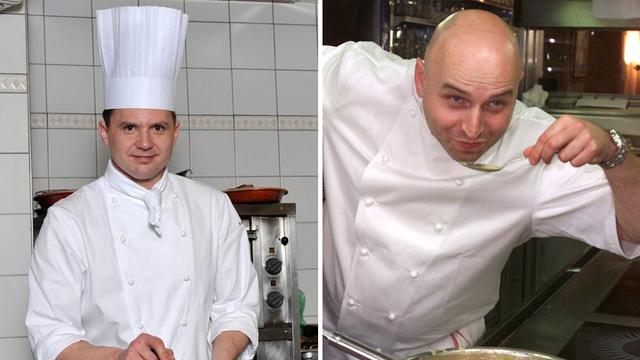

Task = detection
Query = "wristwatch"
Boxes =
[598,129,630,169]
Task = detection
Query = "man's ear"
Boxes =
[415,58,425,97]
[173,120,181,145]
[98,120,109,147]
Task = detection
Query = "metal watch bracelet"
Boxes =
[599,129,629,169]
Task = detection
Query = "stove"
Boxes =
[234,203,301,360]
[560,323,640,360]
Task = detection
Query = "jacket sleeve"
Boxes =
[208,193,260,359]
[532,160,640,259]
[26,207,88,360]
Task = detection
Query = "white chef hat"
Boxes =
[96,6,188,111]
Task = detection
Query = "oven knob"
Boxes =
[265,257,282,275]
[280,236,289,246]
[266,291,284,309]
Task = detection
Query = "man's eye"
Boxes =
[488,100,505,108]
[124,125,135,131]
[448,95,466,106]
[154,125,165,131]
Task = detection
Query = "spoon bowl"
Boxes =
[460,156,526,172]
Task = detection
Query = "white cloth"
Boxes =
[522,84,549,108]
[143,189,163,234]
[26,164,260,360]
[322,42,640,359]
[104,160,166,235]
[96,6,188,110]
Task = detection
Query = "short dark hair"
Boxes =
[102,109,177,127]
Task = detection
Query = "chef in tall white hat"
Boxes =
[26,6,259,360]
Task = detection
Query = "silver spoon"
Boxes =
[460,155,526,172]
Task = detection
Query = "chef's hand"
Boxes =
[117,333,175,360]
[524,115,617,167]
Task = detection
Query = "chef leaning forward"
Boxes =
[26,6,259,360]
[323,9,640,359]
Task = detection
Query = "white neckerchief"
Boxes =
[104,160,168,236]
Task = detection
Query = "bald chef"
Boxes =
[323,9,640,360]
[26,6,259,360]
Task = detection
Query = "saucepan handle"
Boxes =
[323,330,396,360]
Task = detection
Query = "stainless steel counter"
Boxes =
[484,249,640,358]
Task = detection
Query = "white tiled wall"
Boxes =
[0,1,33,359]
[27,0,319,330]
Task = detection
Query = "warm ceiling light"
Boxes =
[624,31,640,70]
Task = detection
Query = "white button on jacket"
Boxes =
[323,42,639,359]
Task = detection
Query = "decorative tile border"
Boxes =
[235,116,278,130]
[0,74,27,93]
[48,114,96,129]
[278,116,317,130]
[176,115,189,129]
[30,113,47,128]
[189,116,234,130]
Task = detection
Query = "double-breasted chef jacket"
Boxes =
[322,42,640,359]
[26,161,260,360]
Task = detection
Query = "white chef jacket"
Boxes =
[322,42,640,359]
[26,161,260,360]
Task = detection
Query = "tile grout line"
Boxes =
[91,0,99,179]
[42,10,50,192]
[271,0,283,188]
[182,0,193,173]
[226,0,239,186]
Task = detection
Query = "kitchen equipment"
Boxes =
[301,348,318,360]
[175,169,192,178]
[33,189,76,211]
[0,0,22,12]
[324,330,563,360]
[234,203,300,359]
[301,324,318,360]
[459,156,527,172]
[224,184,288,204]
[491,250,640,360]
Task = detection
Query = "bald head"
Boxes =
[414,10,523,162]
[424,10,521,82]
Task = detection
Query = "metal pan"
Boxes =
[324,330,564,360]
[223,184,288,204]
[33,189,76,211]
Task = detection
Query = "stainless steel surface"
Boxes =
[406,347,564,359]
[235,203,300,360]
[0,0,21,12]
[324,329,564,360]
[498,251,639,355]
[324,330,563,360]
[323,330,395,360]
[518,29,545,99]
[518,0,640,29]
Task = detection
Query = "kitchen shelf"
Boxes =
[391,15,441,27]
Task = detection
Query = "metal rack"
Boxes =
[386,0,514,59]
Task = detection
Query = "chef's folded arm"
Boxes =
[208,195,260,360]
